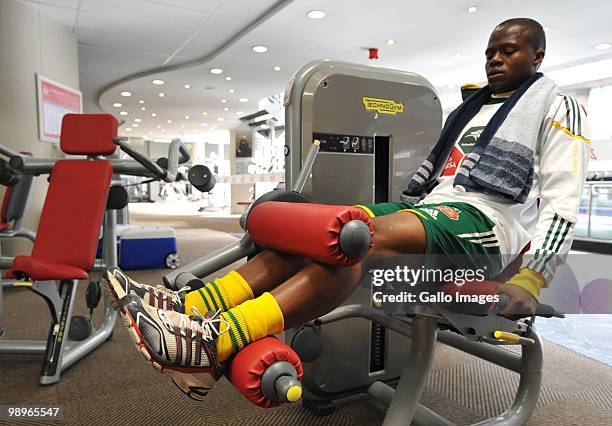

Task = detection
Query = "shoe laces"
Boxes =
[189,307,229,341]
[154,284,191,305]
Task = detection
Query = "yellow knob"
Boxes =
[286,385,302,403]
[494,331,520,343]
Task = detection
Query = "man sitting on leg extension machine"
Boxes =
[103,18,589,401]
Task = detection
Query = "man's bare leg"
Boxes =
[235,250,310,296]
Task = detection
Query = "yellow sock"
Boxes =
[184,271,253,315]
[216,292,284,362]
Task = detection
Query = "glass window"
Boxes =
[590,185,612,240]
[587,85,612,141]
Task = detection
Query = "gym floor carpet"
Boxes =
[1,209,611,425]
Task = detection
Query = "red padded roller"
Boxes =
[247,202,373,266]
[227,337,303,408]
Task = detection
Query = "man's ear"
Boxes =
[533,49,545,70]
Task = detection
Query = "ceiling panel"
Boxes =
[173,18,247,60]
[22,2,76,26]
[79,0,209,35]
[77,28,180,57]
[77,10,204,41]
[21,0,79,8]
[215,0,284,20]
[138,0,226,14]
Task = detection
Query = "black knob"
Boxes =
[188,164,216,192]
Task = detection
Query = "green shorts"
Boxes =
[356,201,502,278]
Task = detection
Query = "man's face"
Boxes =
[485,24,544,94]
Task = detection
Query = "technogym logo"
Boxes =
[362,97,404,115]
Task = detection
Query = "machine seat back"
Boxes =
[31,160,112,273]
[11,160,111,280]
[10,114,117,280]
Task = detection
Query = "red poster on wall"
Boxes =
[36,75,82,143]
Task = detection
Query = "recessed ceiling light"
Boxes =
[185,116,190,120]
[307,10,325,19]
[210,68,223,74]
[158,92,165,97]
[134,118,142,123]
[120,111,128,116]
[252,45,268,53]
[120,91,132,97]
[229,89,235,93]
[224,107,229,111]
[221,99,227,103]
[236,111,243,115]
[167,119,172,123]
[217,117,225,122]
[273,66,281,71]
[386,39,395,45]
[132,124,139,128]
[141,107,146,111]
[201,123,208,126]
[184,84,191,89]
[156,125,161,128]
[149,132,153,135]
[152,79,165,85]
[595,43,611,50]
[202,112,208,116]
[125,128,132,131]
[225,76,232,81]
[151,113,157,117]
[112,102,122,108]
[139,100,145,104]
[467,6,477,13]
[239,98,248,103]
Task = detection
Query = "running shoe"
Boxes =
[118,293,227,400]
[103,267,189,313]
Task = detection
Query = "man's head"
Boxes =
[485,18,546,94]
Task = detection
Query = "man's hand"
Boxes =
[495,282,538,320]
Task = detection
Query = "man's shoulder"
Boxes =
[550,93,586,117]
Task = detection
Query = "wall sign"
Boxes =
[36,74,82,143]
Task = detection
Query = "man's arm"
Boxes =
[499,94,590,317]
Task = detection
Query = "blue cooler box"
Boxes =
[119,226,181,270]
[97,225,181,270]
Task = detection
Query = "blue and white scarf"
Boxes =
[401,73,559,204]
